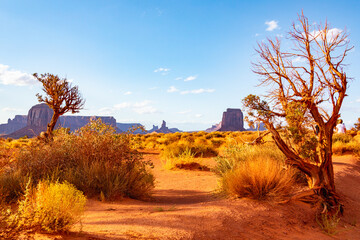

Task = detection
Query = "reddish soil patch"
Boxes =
[38,152,360,239]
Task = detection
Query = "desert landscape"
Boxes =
[65,152,360,240]
[2,150,360,240]
[1,1,360,239]
[1,129,360,239]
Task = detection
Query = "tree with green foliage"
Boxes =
[243,12,353,214]
[33,73,85,138]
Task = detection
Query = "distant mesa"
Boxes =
[218,108,245,131]
[116,123,144,134]
[148,120,181,134]
[148,125,159,133]
[206,108,265,132]
[248,122,266,131]
[0,104,183,138]
[205,122,221,133]
[0,115,27,135]
[2,104,120,138]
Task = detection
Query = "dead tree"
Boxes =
[243,12,353,214]
[34,73,85,138]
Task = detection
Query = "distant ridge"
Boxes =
[3,104,117,138]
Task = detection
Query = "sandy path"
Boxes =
[41,152,360,240]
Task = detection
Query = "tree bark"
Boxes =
[46,112,60,137]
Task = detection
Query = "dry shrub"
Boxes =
[332,133,353,143]
[0,119,154,202]
[161,148,197,170]
[332,133,360,155]
[332,141,360,155]
[222,157,295,200]
[161,140,217,159]
[5,180,86,233]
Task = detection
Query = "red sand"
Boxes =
[35,152,360,239]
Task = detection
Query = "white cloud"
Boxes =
[255,33,261,37]
[167,86,178,93]
[180,88,215,94]
[98,107,114,115]
[292,56,307,64]
[124,91,132,95]
[308,28,343,42]
[133,105,158,114]
[265,20,279,31]
[184,75,197,82]
[113,100,160,114]
[356,98,360,103]
[154,67,170,75]
[133,100,152,108]
[0,64,37,86]
[178,110,192,114]
[276,34,284,38]
[195,114,203,118]
[2,107,23,113]
[175,77,183,81]
[114,102,131,109]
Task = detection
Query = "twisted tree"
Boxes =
[33,73,85,138]
[243,12,353,213]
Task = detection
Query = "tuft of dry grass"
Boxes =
[215,143,296,201]
[161,147,197,170]
[222,157,295,200]
[332,133,360,156]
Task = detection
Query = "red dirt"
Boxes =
[38,152,360,239]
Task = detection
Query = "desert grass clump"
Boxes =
[332,141,360,155]
[161,147,197,170]
[5,180,86,233]
[332,133,360,155]
[332,133,353,144]
[316,207,341,235]
[161,140,217,159]
[214,143,286,177]
[215,143,296,200]
[221,157,295,200]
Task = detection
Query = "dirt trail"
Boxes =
[45,152,360,239]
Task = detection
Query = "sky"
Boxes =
[0,0,359,131]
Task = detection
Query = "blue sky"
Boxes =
[0,0,359,131]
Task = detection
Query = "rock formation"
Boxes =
[248,122,266,131]
[2,105,184,138]
[205,122,221,133]
[116,123,144,133]
[147,125,159,133]
[4,104,117,138]
[0,115,27,135]
[59,115,116,131]
[218,108,245,132]
[27,103,54,127]
[147,120,181,134]
[155,120,173,133]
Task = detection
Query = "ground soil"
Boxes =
[34,152,360,239]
